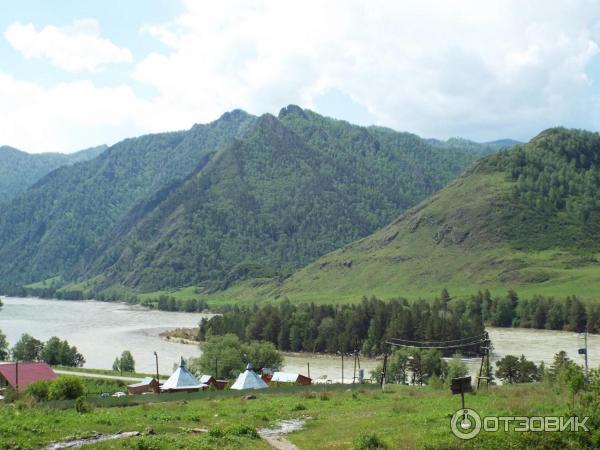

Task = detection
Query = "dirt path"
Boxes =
[258,418,308,450]
[262,435,300,450]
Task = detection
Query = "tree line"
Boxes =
[0,332,85,367]
[198,289,599,359]
[473,289,596,332]
[198,290,486,357]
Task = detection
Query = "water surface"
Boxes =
[0,297,206,373]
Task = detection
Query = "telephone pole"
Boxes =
[585,323,589,383]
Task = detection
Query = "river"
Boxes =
[0,297,597,380]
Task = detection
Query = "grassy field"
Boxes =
[0,381,593,449]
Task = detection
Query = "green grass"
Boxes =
[23,276,63,289]
[0,382,585,449]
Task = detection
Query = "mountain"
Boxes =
[0,106,500,296]
[247,127,600,303]
[0,110,256,286]
[0,145,107,202]
[483,138,522,150]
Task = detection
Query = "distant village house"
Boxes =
[0,362,57,392]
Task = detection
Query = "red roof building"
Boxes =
[0,362,57,391]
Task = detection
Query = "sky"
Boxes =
[2,0,600,153]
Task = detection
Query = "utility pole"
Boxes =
[341,352,344,384]
[353,351,357,384]
[585,322,589,383]
[307,362,310,379]
[153,352,159,391]
[380,353,388,389]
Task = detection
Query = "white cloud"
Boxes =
[0,70,151,152]
[132,0,600,141]
[2,1,600,152]
[5,19,132,72]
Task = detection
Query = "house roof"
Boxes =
[199,375,215,384]
[127,377,157,388]
[161,357,206,391]
[231,364,269,390]
[271,372,309,382]
[0,362,57,388]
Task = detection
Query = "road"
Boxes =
[54,370,165,383]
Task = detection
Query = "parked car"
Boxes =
[100,392,110,398]
[112,391,127,398]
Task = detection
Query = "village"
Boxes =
[0,356,316,401]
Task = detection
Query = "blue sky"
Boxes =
[1,0,600,153]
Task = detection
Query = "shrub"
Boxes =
[49,376,84,400]
[75,396,92,413]
[354,432,388,450]
[3,387,19,403]
[26,381,50,402]
[225,424,259,438]
[292,403,307,411]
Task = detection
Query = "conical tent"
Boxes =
[230,363,269,390]
[161,357,207,392]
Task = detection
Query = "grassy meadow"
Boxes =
[0,381,594,449]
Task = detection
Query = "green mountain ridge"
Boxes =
[0,111,256,285]
[0,145,107,202]
[77,107,500,294]
[227,127,600,303]
[0,105,501,297]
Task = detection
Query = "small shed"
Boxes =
[127,377,160,395]
[199,374,227,390]
[270,372,312,385]
[161,357,208,393]
[0,362,57,391]
[231,363,268,390]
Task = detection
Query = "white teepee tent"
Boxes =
[230,363,269,390]
[161,357,207,392]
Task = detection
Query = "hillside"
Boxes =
[225,127,600,303]
[0,105,500,295]
[0,145,106,202]
[0,110,256,285]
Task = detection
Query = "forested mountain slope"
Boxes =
[0,105,503,296]
[77,106,504,294]
[0,145,106,202]
[255,128,600,302]
[0,110,256,284]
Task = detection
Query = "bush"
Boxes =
[75,396,92,413]
[225,424,259,438]
[354,432,388,450]
[49,376,84,400]
[26,381,50,402]
[3,387,19,403]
